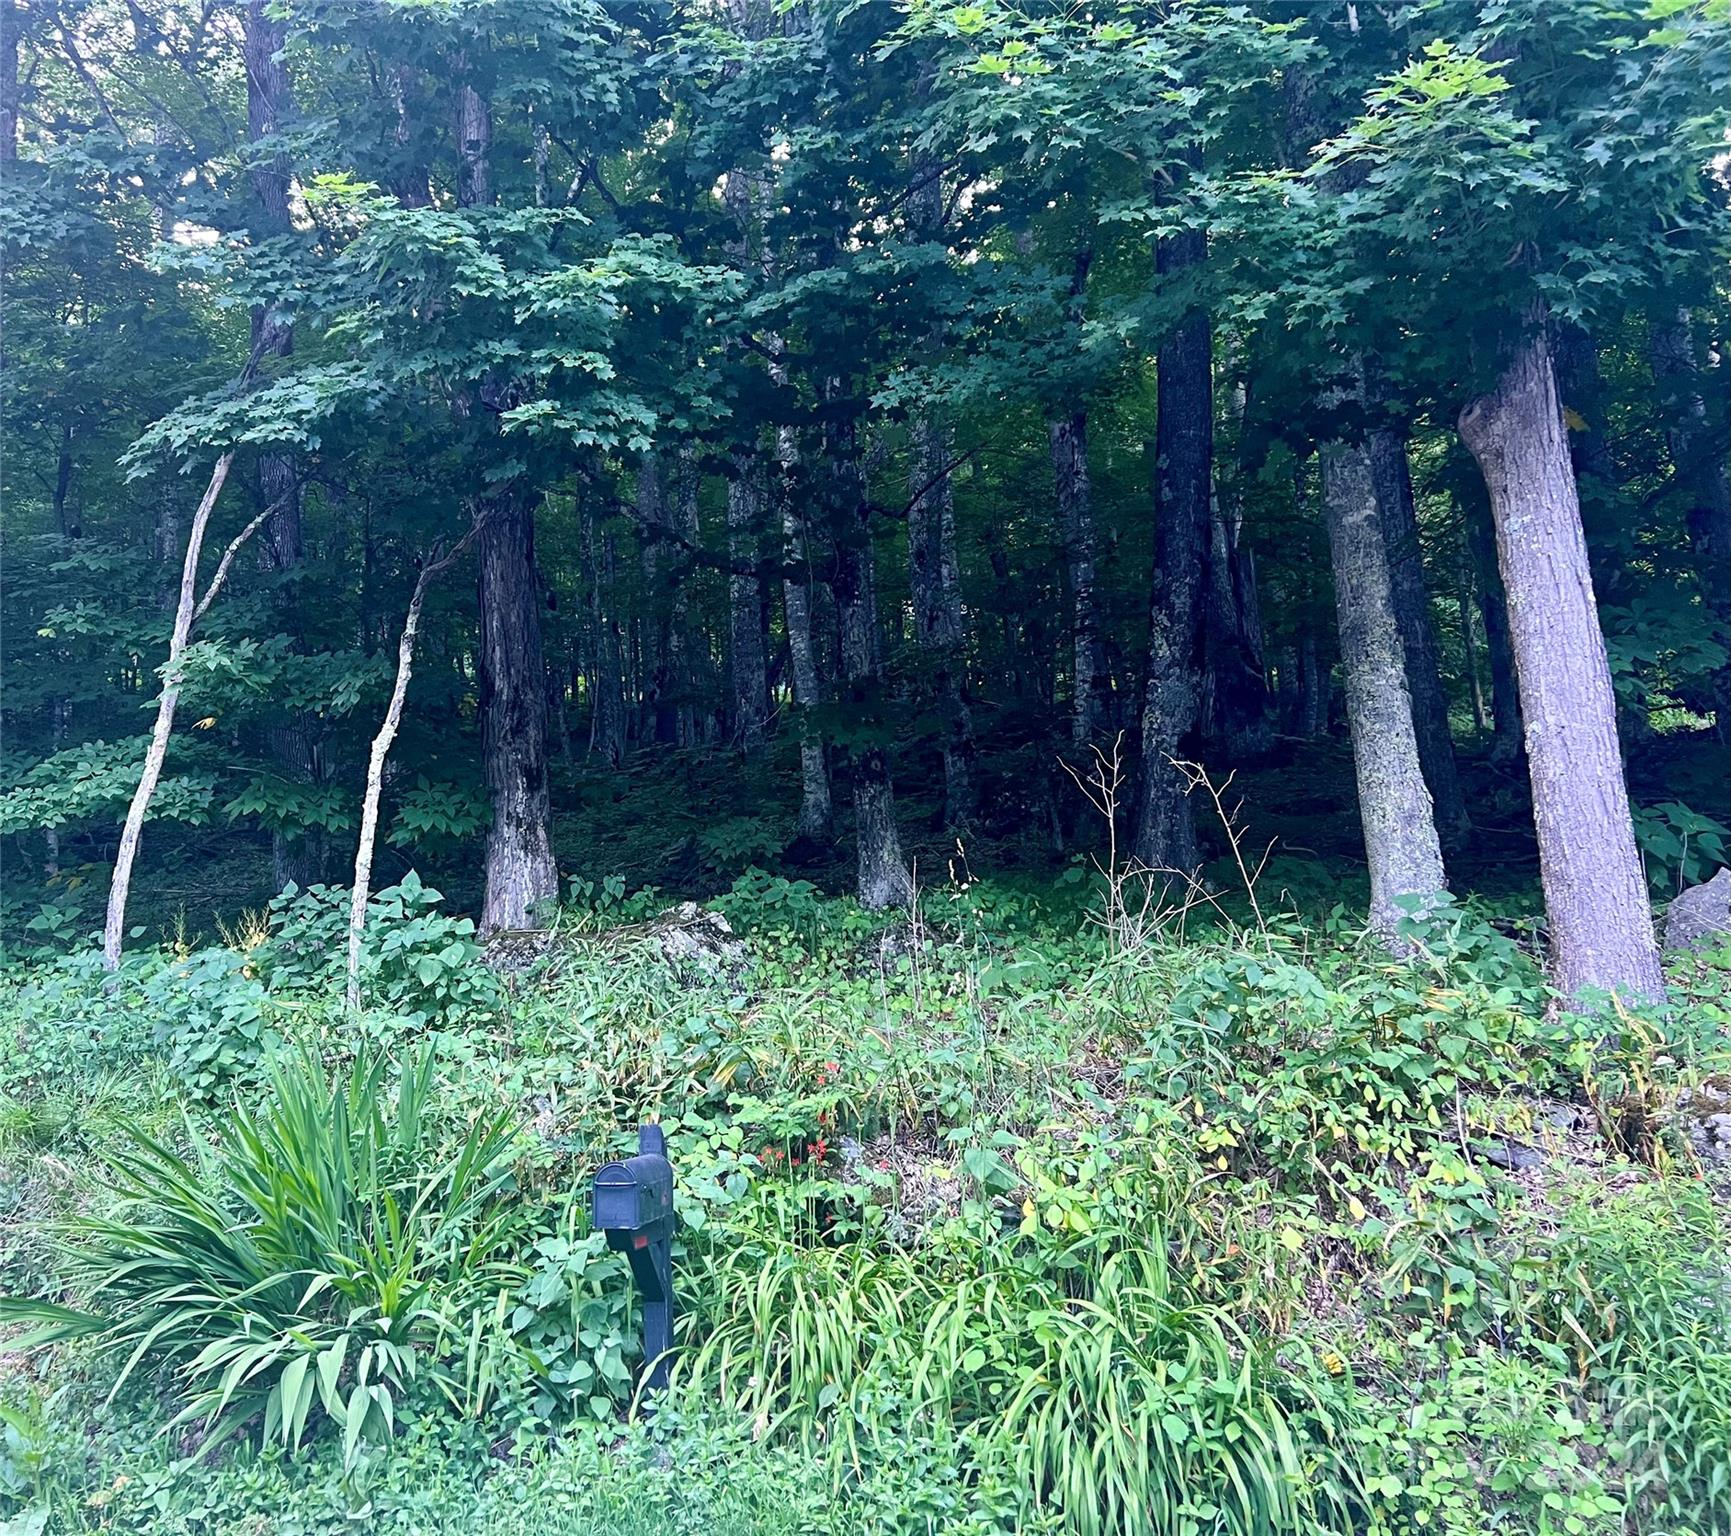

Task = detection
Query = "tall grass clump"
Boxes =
[1530,1183,1731,1535]
[683,1216,1354,1536]
[2,1045,523,1462]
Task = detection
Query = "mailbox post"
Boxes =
[591,1124,676,1394]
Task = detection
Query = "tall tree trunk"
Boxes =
[1465,491,1524,765]
[102,457,237,969]
[1649,308,1731,731]
[454,72,557,929]
[1368,420,1469,845]
[476,489,558,929]
[1458,550,1489,733]
[1296,629,1327,739]
[1204,495,1272,762]
[672,453,703,747]
[827,396,912,908]
[905,162,977,830]
[636,453,681,745]
[1051,411,1107,748]
[1050,250,1105,748]
[1132,215,1210,873]
[1459,317,1662,1003]
[908,413,977,829]
[726,455,768,749]
[1204,374,1272,761]
[1320,436,1449,943]
[244,0,320,891]
[778,428,833,840]
[348,529,476,1009]
[593,524,627,768]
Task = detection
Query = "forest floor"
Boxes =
[1,863,1728,1535]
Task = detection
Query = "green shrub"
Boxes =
[1350,1338,1621,1536]
[2,1045,524,1464]
[259,873,500,1025]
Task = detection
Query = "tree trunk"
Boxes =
[1459,318,1662,1003]
[726,455,768,749]
[1204,373,1272,761]
[1319,437,1450,944]
[1458,550,1489,733]
[1649,308,1731,730]
[777,428,832,840]
[636,453,681,745]
[476,491,559,929]
[103,456,235,969]
[827,396,912,908]
[245,0,320,892]
[1050,410,1107,748]
[1368,420,1468,845]
[1132,218,1210,873]
[1296,629,1327,739]
[453,73,557,930]
[348,530,475,1009]
[672,452,703,747]
[454,79,490,207]
[908,412,977,829]
[1204,494,1272,762]
[594,525,627,768]
[1465,490,1524,765]
[905,161,977,830]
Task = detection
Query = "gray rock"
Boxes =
[1472,1137,1545,1171]
[648,902,747,974]
[1664,866,1731,953]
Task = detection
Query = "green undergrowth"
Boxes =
[1,872,1728,1535]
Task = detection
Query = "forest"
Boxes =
[0,1,1728,1533]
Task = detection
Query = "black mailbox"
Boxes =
[591,1124,676,1395]
[592,1150,673,1234]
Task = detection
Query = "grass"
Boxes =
[0,871,1727,1534]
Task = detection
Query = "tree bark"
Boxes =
[1320,436,1449,943]
[908,411,977,829]
[103,456,234,969]
[1465,486,1524,765]
[1051,410,1108,748]
[1132,217,1210,873]
[244,0,320,891]
[827,395,912,908]
[593,523,627,769]
[347,527,477,1009]
[1203,373,1272,761]
[452,73,557,930]
[636,453,682,745]
[1649,308,1731,730]
[1296,628,1327,739]
[1459,318,1662,1003]
[905,161,977,830]
[1458,549,1489,733]
[777,427,832,840]
[726,455,768,749]
[672,452,703,746]
[476,490,559,929]
[1368,420,1469,845]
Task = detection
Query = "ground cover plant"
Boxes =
[3,0,1730,1531]
[1,858,1728,1535]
